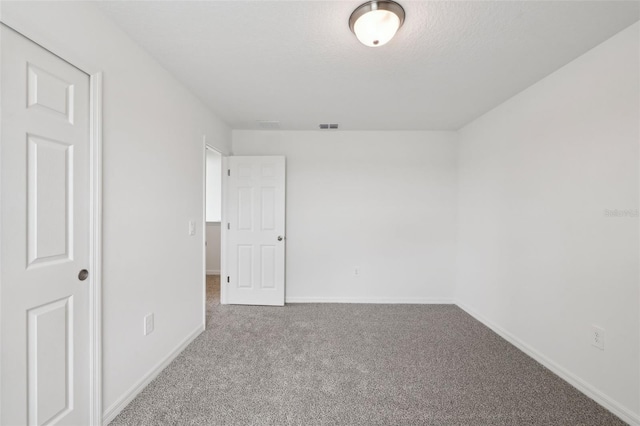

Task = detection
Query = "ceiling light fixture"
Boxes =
[349,0,405,47]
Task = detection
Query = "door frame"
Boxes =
[0,24,103,426]
[88,72,103,426]
[202,139,226,316]
[221,155,229,305]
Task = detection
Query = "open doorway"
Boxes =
[204,144,223,323]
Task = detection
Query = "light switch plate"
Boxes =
[144,313,154,336]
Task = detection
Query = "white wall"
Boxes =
[233,131,458,303]
[0,1,231,421]
[456,22,639,422]
[206,223,221,274]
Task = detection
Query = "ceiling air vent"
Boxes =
[257,120,280,130]
[319,123,339,130]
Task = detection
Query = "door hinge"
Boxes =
[227,276,230,283]
[227,169,230,176]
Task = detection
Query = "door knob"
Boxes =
[78,269,89,281]
[277,236,283,241]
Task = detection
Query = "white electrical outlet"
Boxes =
[591,325,604,350]
[354,267,360,276]
[188,220,196,236]
[144,313,154,336]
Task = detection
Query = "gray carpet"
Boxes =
[110,276,624,425]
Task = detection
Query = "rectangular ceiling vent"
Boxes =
[257,120,280,130]
[319,123,339,130]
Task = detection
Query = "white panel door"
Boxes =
[226,156,286,305]
[0,26,91,425]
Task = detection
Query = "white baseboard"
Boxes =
[286,296,454,304]
[102,323,205,425]
[456,302,640,426]
[206,269,220,275]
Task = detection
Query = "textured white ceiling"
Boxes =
[96,1,639,130]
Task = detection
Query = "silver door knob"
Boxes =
[78,269,89,281]
[277,236,283,241]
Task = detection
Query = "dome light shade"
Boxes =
[349,1,405,47]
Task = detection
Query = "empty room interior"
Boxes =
[0,0,639,425]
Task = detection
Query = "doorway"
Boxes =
[204,144,223,321]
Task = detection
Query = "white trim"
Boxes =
[206,270,221,275]
[638,89,640,419]
[0,19,4,425]
[220,156,229,305]
[102,324,205,425]
[201,136,208,330]
[457,302,640,426]
[286,297,454,304]
[88,71,103,426]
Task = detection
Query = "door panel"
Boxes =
[28,297,73,426]
[237,187,253,230]
[226,156,285,305]
[1,25,91,425]
[237,245,254,288]
[27,62,75,123]
[260,188,276,230]
[27,134,74,266]
[260,246,276,289]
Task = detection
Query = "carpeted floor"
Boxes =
[110,276,624,425]
[205,274,220,314]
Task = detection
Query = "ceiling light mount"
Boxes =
[349,0,405,47]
